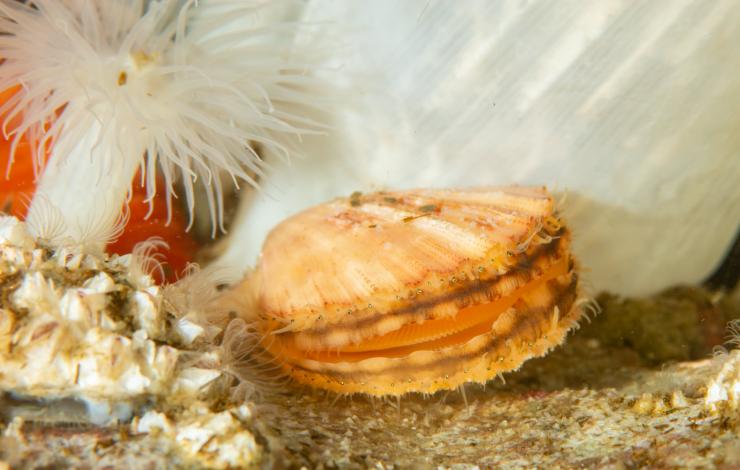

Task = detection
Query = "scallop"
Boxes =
[253,186,581,395]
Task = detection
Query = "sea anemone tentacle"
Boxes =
[0,0,329,249]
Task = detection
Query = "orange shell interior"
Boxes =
[265,254,569,364]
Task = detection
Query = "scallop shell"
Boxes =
[254,186,581,395]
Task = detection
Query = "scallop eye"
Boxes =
[252,186,581,396]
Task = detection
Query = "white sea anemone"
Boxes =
[0,0,328,247]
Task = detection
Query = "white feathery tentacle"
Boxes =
[129,236,169,287]
[0,0,328,250]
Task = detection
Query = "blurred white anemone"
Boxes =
[220,0,740,295]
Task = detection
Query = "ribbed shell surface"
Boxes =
[256,186,556,336]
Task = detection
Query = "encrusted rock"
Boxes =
[0,215,228,410]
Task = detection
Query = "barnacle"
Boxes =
[252,186,582,395]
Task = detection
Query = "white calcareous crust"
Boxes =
[0,216,221,406]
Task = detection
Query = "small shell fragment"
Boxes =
[253,186,581,395]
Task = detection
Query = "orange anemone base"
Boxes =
[0,87,197,283]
